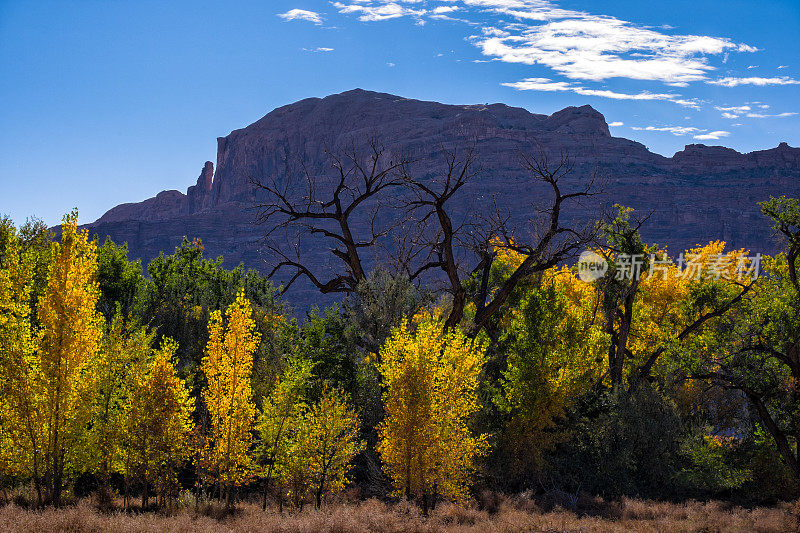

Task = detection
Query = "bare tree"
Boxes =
[253,139,410,295]
[399,146,598,336]
[396,145,480,330]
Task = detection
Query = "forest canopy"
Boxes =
[0,193,798,511]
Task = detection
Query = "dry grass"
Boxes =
[0,495,797,533]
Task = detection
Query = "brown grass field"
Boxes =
[0,495,798,532]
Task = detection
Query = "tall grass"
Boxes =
[0,494,797,532]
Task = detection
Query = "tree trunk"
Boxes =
[748,392,800,486]
[142,479,149,509]
[315,481,323,509]
[52,451,64,507]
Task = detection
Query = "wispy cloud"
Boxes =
[502,77,700,107]
[715,103,796,119]
[693,130,730,141]
[467,1,756,84]
[301,47,334,52]
[332,2,425,22]
[278,8,323,25]
[332,1,756,84]
[328,0,797,121]
[715,104,750,118]
[631,125,703,135]
[433,5,459,14]
[629,125,731,141]
[745,112,798,118]
[608,121,624,127]
[715,105,751,113]
[707,76,800,87]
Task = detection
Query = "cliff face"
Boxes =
[84,89,800,305]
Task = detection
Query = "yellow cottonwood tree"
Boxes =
[304,386,364,508]
[37,211,103,506]
[82,312,153,503]
[255,356,312,509]
[123,338,194,509]
[0,222,40,500]
[377,312,488,511]
[201,289,260,506]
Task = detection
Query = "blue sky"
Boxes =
[1,0,799,226]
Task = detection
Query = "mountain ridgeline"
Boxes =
[86,89,800,305]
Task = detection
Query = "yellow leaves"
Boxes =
[682,241,750,281]
[257,357,312,485]
[201,289,261,488]
[81,314,152,478]
[274,386,365,508]
[38,213,104,419]
[304,387,365,496]
[28,213,103,490]
[124,337,194,493]
[377,312,488,504]
[491,236,526,270]
[0,225,39,480]
[0,212,113,501]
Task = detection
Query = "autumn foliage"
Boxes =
[377,312,488,510]
[0,198,799,515]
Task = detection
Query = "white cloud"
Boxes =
[693,130,730,140]
[747,65,758,69]
[502,77,700,107]
[301,47,334,52]
[278,8,323,24]
[778,65,789,69]
[334,1,756,85]
[332,2,426,21]
[746,112,798,118]
[715,105,750,118]
[631,125,702,136]
[608,121,623,127]
[707,76,800,87]
[715,105,751,113]
[502,77,573,91]
[628,125,737,141]
[387,61,396,67]
[714,103,795,119]
[467,2,756,84]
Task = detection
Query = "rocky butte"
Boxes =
[84,89,800,306]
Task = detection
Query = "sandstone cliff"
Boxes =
[83,89,800,306]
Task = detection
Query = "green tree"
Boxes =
[495,267,605,483]
[95,237,143,319]
[686,198,800,489]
